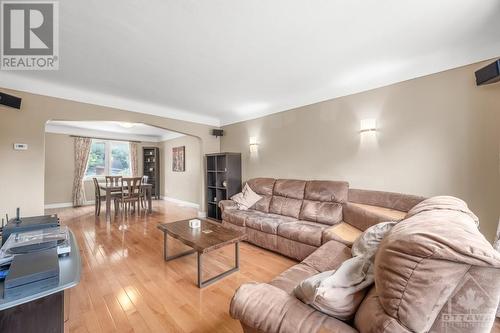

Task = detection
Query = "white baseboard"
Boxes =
[44,202,73,209]
[161,196,200,210]
[45,198,206,216]
[44,200,95,209]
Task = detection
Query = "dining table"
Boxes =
[98,182,153,219]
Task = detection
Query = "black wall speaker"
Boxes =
[0,92,22,109]
[211,129,224,137]
[475,59,500,86]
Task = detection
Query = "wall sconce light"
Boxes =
[360,118,377,132]
[249,137,259,153]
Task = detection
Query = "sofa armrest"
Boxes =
[302,240,352,272]
[343,202,403,231]
[219,200,238,213]
[230,283,357,333]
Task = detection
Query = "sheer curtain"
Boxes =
[130,142,139,176]
[72,137,92,206]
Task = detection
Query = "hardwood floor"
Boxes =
[47,201,296,333]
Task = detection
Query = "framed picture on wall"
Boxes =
[172,146,185,172]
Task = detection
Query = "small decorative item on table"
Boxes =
[189,219,201,229]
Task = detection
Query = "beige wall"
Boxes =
[221,61,500,241]
[0,88,220,219]
[160,135,202,205]
[44,132,159,205]
[44,133,74,204]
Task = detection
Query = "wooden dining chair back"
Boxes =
[120,177,143,214]
[105,176,122,187]
[140,175,149,208]
[92,178,102,216]
[94,177,120,216]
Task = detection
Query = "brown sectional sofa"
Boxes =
[229,196,500,333]
[219,178,424,261]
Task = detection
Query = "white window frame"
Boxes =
[84,139,131,180]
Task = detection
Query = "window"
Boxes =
[85,140,131,178]
[86,141,106,176]
[110,141,130,175]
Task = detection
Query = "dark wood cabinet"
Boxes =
[143,147,160,199]
[206,153,241,221]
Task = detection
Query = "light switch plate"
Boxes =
[13,143,28,150]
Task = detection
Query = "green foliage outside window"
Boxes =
[86,142,105,176]
[85,140,130,177]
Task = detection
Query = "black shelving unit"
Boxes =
[206,153,241,221]
[143,147,160,199]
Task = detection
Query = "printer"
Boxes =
[1,209,60,245]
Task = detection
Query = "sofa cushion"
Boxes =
[298,181,347,225]
[278,221,327,247]
[247,177,275,196]
[299,200,343,225]
[222,209,267,227]
[304,180,348,203]
[269,179,306,218]
[246,213,296,234]
[273,179,307,198]
[247,178,276,213]
[269,196,304,219]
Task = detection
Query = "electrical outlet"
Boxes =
[13,143,28,150]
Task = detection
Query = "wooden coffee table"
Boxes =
[157,219,246,288]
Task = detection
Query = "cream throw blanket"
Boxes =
[294,221,396,321]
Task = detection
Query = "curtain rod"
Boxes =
[70,135,141,143]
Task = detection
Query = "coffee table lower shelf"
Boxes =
[162,234,240,288]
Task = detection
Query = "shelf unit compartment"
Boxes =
[207,203,218,220]
[207,188,217,204]
[207,172,216,187]
[216,155,226,172]
[217,173,227,188]
[207,155,216,171]
[216,188,227,203]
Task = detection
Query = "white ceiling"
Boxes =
[2,0,500,126]
[45,121,184,142]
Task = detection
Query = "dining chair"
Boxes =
[119,177,143,215]
[140,175,149,209]
[105,176,122,187]
[93,177,120,216]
